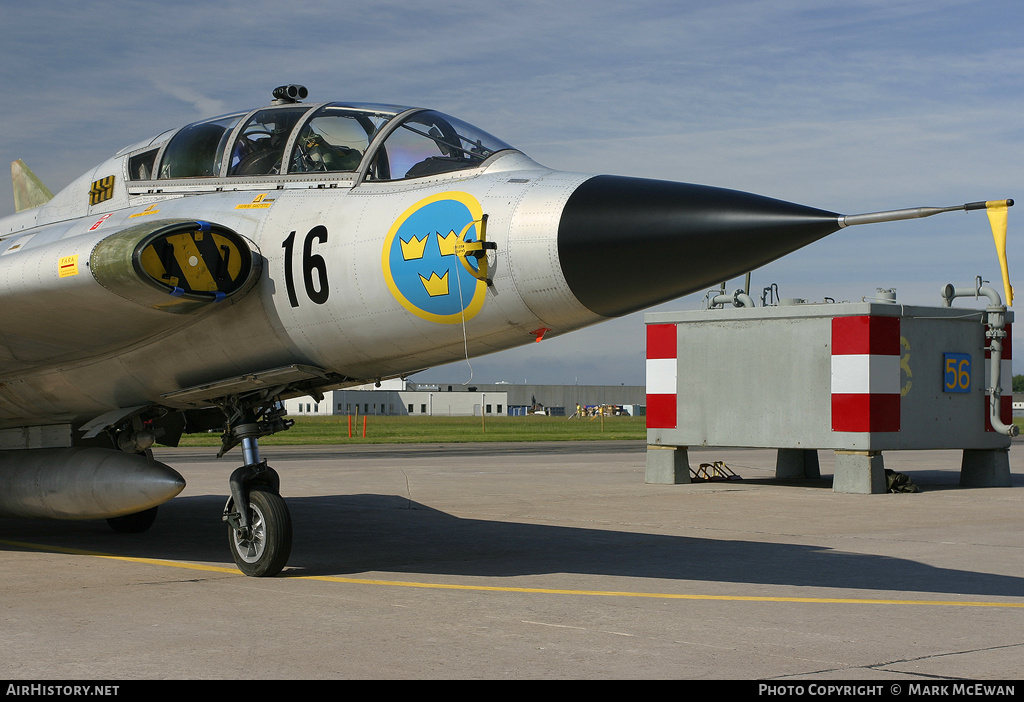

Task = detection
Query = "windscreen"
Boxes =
[371,110,513,180]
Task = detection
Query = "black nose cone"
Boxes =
[557,175,841,317]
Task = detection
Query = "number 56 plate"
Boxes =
[943,352,971,393]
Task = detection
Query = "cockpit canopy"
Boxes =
[128,102,514,184]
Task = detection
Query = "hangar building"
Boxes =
[283,380,645,417]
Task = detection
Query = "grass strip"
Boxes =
[176,414,647,446]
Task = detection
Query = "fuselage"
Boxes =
[0,97,842,432]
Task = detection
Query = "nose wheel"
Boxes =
[228,486,292,577]
[222,429,293,577]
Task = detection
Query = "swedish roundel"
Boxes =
[382,192,487,324]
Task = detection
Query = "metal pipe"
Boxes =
[985,308,1018,438]
[838,200,1013,228]
[983,333,1015,437]
[941,279,1003,308]
[734,292,756,308]
[943,279,1019,437]
[710,290,756,308]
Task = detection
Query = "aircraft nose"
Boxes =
[556,175,842,317]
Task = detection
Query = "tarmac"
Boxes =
[1,440,1022,681]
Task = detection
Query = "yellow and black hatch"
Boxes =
[91,219,258,313]
[135,221,250,300]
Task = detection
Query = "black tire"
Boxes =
[228,487,292,577]
[106,506,159,533]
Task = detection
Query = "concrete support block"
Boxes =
[960,449,1012,487]
[833,450,887,494]
[646,445,691,484]
[776,448,821,480]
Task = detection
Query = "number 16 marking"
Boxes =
[282,226,330,307]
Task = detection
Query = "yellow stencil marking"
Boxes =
[235,193,275,210]
[58,255,79,278]
[129,204,160,218]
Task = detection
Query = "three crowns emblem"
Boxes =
[382,192,488,324]
[400,230,461,296]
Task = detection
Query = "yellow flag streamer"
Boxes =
[986,200,1013,306]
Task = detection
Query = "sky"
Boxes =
[2,0,1022,385]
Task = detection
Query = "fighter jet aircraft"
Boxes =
[0,85,1010,576]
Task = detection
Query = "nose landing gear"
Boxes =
[219,404,295,577]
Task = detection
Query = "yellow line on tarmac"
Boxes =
[4,538,1024,609]
[0,539,239,575]
[294,574,1024,608]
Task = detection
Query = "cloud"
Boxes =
[146,80,230,121]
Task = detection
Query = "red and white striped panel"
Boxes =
[646,323,677,429]
[984,322,1013,432]
[831,315,901,432]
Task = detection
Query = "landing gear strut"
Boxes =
[219,402,294,577]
